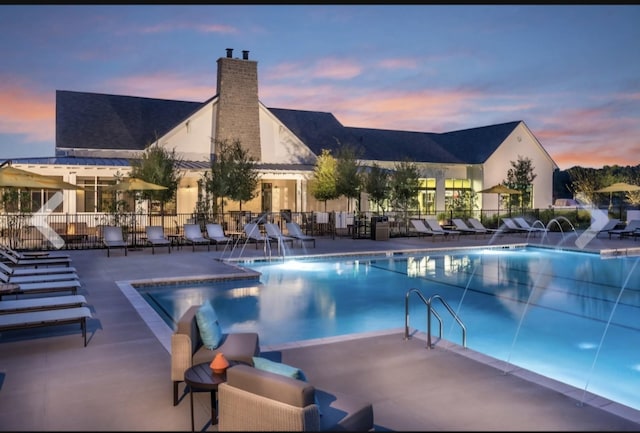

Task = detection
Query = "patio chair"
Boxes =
[513,217,548,235]
[467,218,501,234]
[608,219,640,240]
[0,246,72,268]
[183,224,210,252]
[264,223,295,253]
[243,223,271,250]
[0,306,92,346]
[501,218,532,234]
[103,226,128,257]
[205,223,233,251]
[285,222,316,248]
[0,277,81,299]
[451,218,486,237]
[0,261,77,278]
[424,218,461,239]
[0,294,87,314]
[410,219,445,241]
[590,218,621,238]
[145,226,171,254]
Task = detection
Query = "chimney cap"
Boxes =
[226,48,233,58]
[242,50,249,60]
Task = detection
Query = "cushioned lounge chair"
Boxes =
[0,278,81,300]
[102,226,128,257]
[0,261,77,277]
[608,219,640,239]
[0,294,86,314]
[501,217,531,234]
[513,217,548,235]
[451,218,486,237]
[424,218,461,239]
[0,306,92,346]
[145,225,171,254]
[0,248,72,268]
[205,223,233,251]
[264,223,295,252]
[591,218,621,238]
[0,266,79,285]
[183,224,210,252]
[410,219,444,240]
[467,217,501,234]
[285,222,316,248]
[243,223,271,250]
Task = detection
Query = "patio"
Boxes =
[1,232,639,431]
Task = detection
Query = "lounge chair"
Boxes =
[145,226,171,254]
[0,277,81,299]
[264,223,295,252]
[285,222,316,248]
[608,219,640,240]
[205,223,233,251]
[243,223,271,249]
[183,224,210,252]
[513,217,548,235]
[0,306,92,346]
[590,218,621,238]
[102,226,128,257]
[0,294,87,314]
[0,261,77,277]
[467,217,501,234]
[501,217,532,234]
[0,247,72,268]
[410,219,445,241]
[451,218,486,237]
[424,218,461,239]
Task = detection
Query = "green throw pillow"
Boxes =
[195,301,223,349]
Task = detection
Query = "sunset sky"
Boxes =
[1,5,638,170]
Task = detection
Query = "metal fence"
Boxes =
[0,206,619,251]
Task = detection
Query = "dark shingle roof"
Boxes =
[56,90,203,151]
[268,108,520,164]
[54,91,520,165]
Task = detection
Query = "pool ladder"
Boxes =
[404,288,467,349]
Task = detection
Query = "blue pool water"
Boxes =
[137,246,640,411]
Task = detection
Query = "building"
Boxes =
[10,47,558,222]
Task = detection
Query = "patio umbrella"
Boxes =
[595,181,640,212]
[478,184,522,221]
[105,178,167,247]
[0,165,83,190]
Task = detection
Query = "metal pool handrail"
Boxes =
[404,288,467,349]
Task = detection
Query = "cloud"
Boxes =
[0,78,54,143]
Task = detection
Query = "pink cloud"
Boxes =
[0,80,55,142]
[377,58,419,70]
[139,22,237,34]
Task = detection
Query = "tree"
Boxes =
[334,144,362,212]
[310,149,339,211]
[130,144,183,227]
[364,163,390,214]
[505,155,537,211]
[205,139,259,214]
[389,159,420,231]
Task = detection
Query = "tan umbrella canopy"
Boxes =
[0,165,83,190]
[595,182,640,210]
[104,177,167,191]
[478,184,522,220]
[594,182,640,193]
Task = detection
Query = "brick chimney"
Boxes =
[214,48,261,161]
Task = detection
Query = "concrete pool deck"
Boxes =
[1,230,639,431]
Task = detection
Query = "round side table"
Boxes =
[183,361,235,432]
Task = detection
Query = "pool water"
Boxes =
[137,246,640,411]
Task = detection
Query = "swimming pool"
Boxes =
[137,245,640,412]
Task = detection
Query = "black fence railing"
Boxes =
[0,206,626,251]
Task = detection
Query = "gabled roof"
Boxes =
[56,90,203,151]
[55,90,520,165]
[268,108,520,164]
